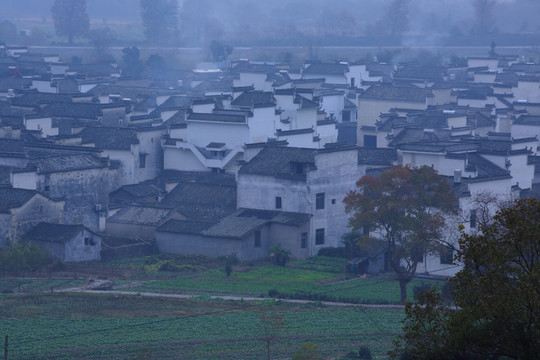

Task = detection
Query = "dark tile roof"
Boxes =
[81,126,139,150]
[158,95,192,110]
[0,188,38,213]
[10,92,73,107]
[398,141,478,153]
[0,138,25,157]
[187,112,246,123]
[303,62,348,76]
[239,147,317,180]
[161,170,236,187]
[394,66,447,81]
[87,85,162,100]
[231,91,276,108]
[160,180,237,222]
[169,208,310,239]
[357,148,397,165]
[157,219,213,235]
[514,115,540,126]
[466,153,509,178]
[337,122,357,146]
[28,154,107,174]
[24,222,89,244]
[39,102,103,119]
[108,206,174,226]
[0,77,32,92]
[360,84,432,102]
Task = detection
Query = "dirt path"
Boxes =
[56,287,405,309]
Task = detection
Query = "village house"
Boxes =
[25,222,101,262]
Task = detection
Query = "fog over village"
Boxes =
[0,0,539,359]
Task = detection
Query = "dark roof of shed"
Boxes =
[187,112,246,123]
[24,222,90,244]
[108,206,174,226]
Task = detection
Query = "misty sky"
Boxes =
[2,0,540,42]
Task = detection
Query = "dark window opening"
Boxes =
[275,196,282,209]
[316,193,325,210]
[331,199,336,205]
[254,231,261,248]
[363,135,377,148]
[139,153,146,168]
[301,232,308,249]
[84,237,90,246]
[413,246,424,263]
[440,247,454,265]
[315,228,325,245]
[342,110,351,122]
[44,185,50,193]
[470,210,477,228]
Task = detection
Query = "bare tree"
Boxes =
[473,0,498,35]
[384,0,410,38]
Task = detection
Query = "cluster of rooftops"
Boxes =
[1,43,540,264]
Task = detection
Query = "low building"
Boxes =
[25,222,101,262]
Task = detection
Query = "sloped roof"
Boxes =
[187,112,246,123]
[28,154,107,174]
[303,62,348,76]
[0,188,38,213]
[239,146,317,179]
[357,148,397,165]
[81,126,139,150]
[159,208,310,239]
[360,84,432,102]
[231,91,276,108]
[394,66,447,81]
[25,222,90,244]
[108,206,174,226]
[39,102,103,119]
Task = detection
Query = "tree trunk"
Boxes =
[399,279,408,304]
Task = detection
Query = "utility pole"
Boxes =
[4,335,8,360]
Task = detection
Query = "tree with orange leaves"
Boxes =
[344,165,456,303]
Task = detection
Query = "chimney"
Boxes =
[454,169,462,183]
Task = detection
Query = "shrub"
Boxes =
[317,247,347,258]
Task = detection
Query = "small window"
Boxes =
[44,185,50,193]
[254,231,261,248]
[315,228,325,245]
[440,247,454,265]
[275,196,282,209]
[470,210,477,228]
[139,153,146,168]
[84,237,90,246]
[301,232,308,249]
[413,246,424,263]
[363,135,377,148]
[315,193,325,210]
[331,199,336,205]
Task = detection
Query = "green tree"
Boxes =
[391,198,540,359]
[270,244,291,267]
[140,0,178,44]
[210,40,233,62]
[121,47,144,77]
[383,0,410,38]
[51,0,89,44]
[344,165,456,303]
[88,28,115,61]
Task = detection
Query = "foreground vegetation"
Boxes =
[110,255,445,305]
[0,293,403,359]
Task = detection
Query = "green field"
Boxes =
[116,256,444,304]
[0,293,404,360]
